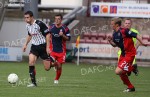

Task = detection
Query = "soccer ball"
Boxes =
[7,73,19,84]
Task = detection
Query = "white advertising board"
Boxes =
[72,43,150,59]
[0,46,22,61]
[91,2,150,18]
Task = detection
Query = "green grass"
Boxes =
[0,61,150,97]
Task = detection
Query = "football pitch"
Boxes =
[0,61,150,97]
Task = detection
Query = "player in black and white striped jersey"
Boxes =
[23,11,51,87]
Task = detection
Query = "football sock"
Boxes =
[120,73,134,89]
[29,66,37,85]
[55,65,62,80]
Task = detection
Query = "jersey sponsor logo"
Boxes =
[66,34,71,36]
[115,39,120,42]
[52,33,60,37]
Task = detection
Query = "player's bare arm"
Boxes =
[135,41,140,49]
[23,35,32,52]
[46,33,50,55]
[136,34,148,46]
[107,36,117,47]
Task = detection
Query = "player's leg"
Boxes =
[117,56,135,92]
[132,57,138,76]
[39,44,55,71]
[49,52,57,70]
[54,53,66,84]
[42,56,56,71]
[28,53,37,87]
[54,62,62,84]
[43,60,50,71]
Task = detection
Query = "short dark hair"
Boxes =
[124,18,132,24]
[55,14,63,20]
[111,17,122,26]
[24,11,34,17]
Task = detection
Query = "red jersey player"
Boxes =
[49,14,71,84]
[108,18,147,92]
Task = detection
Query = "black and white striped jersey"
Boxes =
[26,20,49,45]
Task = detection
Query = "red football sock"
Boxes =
[120,73,134,88]
[55,67,62,80]
[34,69,36,75]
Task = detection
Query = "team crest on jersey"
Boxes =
[60,29,63,32]
[128,31,132,34]
[118,33,120,36]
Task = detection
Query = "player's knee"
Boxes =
[115,71,120,75]
[115,69,122,75]
[44,67,50,71]
[115,67,123,75]
[29,61,35,66]
[44,65,50,71]
[57,64,62,69]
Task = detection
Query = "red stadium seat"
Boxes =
[100,40,108,44]
[83,33,91,40]
[93,39,101,44]
[83,36,90,40]
[142,34,149,40]
[142,39,149,43]
[142,35,149,43]
[147,42,150,46]
[106,33,113,39]
[91,36,97,40]
[97,37,104,41]
[80,39,85,43]
[85,39,93,43]
[91,32,98,37]
[83,32,91,37]
[98,33,106,40]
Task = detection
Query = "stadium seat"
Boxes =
[147,42,150,46]
[91,32,98,37]
[85,39,93,43]
[106,33,112,39]
[142,34,149,40]
[100,40,108,44]
[83,36,90,40]
[98,33,106,40]
[142,39,149,43]
[93,39,101,44]
[91,36,97,40]
[83,33,91,37]
[80,39,85,43]
[91,32,98,40]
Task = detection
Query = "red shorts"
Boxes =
[118,55,135,72]
[50,52,66,64]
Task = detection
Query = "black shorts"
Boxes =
[30,43,49,60]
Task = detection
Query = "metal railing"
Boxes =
[0,0,9,31]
